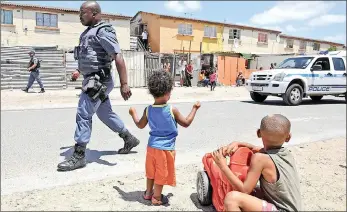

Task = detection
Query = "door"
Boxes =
[309,57,335,94]
[331,57,347,94]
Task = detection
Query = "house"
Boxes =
[130,11,224,54]
[222,24,282,54]
[1,2,132,50]
[278,34,345,54]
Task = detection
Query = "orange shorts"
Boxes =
[145,146,176,186]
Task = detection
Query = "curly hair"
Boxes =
[147,70,173,98]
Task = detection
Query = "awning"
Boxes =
[240,53,253,60]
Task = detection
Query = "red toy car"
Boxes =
[196,147,253,211]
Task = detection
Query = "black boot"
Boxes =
[57,144,87,171]
[22,88,28,93]
[118,130,140,154]
[39,88,45,93]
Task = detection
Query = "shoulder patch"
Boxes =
[103,26,116,34]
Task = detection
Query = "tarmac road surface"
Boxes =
[1,97,346,195]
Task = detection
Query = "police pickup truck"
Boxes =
[245,54,346,106]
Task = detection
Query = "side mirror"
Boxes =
[311,64,322,71]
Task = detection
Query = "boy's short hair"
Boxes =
[148,70,173,98]
[260,114,291,135]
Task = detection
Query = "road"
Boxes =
[1,97,346,195]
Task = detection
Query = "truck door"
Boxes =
[309,57,335,94]
[331,57,347,94]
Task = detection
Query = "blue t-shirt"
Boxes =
[146,104,178,151]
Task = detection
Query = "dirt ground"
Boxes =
[1,137,346,211]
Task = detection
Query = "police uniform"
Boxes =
[57,22,140,171]
[23,50,45,93]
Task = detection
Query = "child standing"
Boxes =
[209,70,217,91]
[129,70,201,205]
[212,114,301,212]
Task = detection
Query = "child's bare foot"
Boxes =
[143,190,153,200]
[152,194,169,205]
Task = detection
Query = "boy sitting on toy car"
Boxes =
[212,114,302,212]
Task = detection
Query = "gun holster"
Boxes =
[82,74,107,102]
[73,46,80,60]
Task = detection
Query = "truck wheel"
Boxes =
[196,171,212,206]
[250,92,268,103]
[283,84,303,106]
[310,96,323,101]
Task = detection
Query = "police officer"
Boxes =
[22,49,45,93]
[57,1,140,171]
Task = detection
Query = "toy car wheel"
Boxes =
[196,171,212,206]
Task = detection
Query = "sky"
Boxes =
[7,1,347,45]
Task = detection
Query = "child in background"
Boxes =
[129,70,201,206]
[212,114,301,211]
[209,70,217,91]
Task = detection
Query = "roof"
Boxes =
[280,34,344,47]
[134,11,282,34]
[1,1,132,20]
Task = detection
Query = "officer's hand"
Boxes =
[120,84,132,101]
[71,70,80,81]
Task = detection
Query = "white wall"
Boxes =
[223,26,280,54]
[1,7,130,50]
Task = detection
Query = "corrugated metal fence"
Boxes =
[65,50,159,88]
[1,46,66,90]
[1,46,164,90]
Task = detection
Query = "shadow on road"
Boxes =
[113,185,173,207]
[59,146,137,166]
[190,193,215,211]
[241,99,346,106]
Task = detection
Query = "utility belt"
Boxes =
[82,68,111,102]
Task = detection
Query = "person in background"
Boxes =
[164,59,171,73]
[199,70,209,87]
[141,29,148,50]
[209,69,217,91]
[236,72,243,87]
[270,63,274,69]
[22,49,45,93]
[185,60,193,87]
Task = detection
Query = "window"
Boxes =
[312,57,330,71]
[36,12,58,27]
[313,43,320,51]
[299,41,307,50]
[1,9,13,24]
[277,57,314,69]
[229,29,240,39]
[332,58,346,71]
[204,26,217,38]
[178,23,193,35]
[286,39,294,49]
[258,33,268,43]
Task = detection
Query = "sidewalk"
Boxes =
[1,86,251,111]
[1,138,345,211]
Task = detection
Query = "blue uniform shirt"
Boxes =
[146,104,178,151]
[77,22,121,75]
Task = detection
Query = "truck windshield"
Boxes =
[277,57,314,69]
